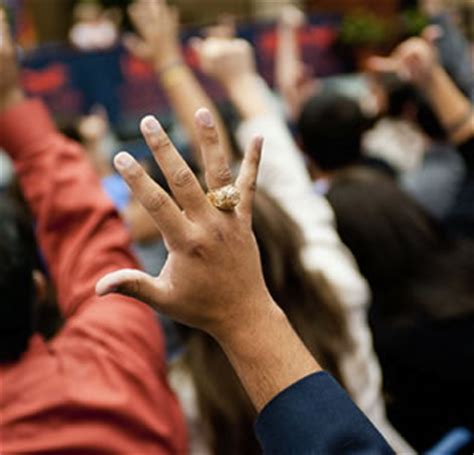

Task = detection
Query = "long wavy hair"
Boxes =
[178,190,353,455]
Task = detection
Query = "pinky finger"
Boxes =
[235,135,263,222]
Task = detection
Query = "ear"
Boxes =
[32,270,47,303]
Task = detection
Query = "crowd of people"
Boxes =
[1,0,473,453]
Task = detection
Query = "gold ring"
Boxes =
[207,184,241,211]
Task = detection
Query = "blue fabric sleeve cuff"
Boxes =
[255,371,394,454]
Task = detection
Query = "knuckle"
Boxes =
[172,167,194,188]
[125,162,145,182]
[144,191,168,214]
[150,132,172,152]
[202,126,219,144]
[213,166,233,185]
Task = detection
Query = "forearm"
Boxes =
[423,65,474,145]
[226,73,268,120]
[157,57,234,163]
[217,300,321,412]
[0,99,138,315]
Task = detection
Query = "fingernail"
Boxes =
[142,115,161,133]
[196,108,214,127]
[114,152,134,170]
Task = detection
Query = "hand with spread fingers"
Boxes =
[123,0,181,71]
[96,108,274,341]
[0,8,24,111]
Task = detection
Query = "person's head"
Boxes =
[179,190,351,455]
[327,167,474,321]
[297,93,371,172]
[0,198,39,363]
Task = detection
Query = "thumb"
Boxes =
[96,268,167,308]
[366,56,399,74]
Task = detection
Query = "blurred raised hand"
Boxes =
[124,0,181,71]
[0,9,24,112]
[96,108,270,340]
[192,37,256,90]
[367,37,439,86]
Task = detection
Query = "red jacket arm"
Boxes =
[0,99,138,317]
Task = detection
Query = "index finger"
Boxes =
[366,56,400,74]
[114,151,189,249]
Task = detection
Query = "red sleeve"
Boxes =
[0,99,139,316]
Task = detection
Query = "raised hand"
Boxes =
[367,36,439,86]
[0,9,24,111]
[192,37,256,90]
[96,108,273,341]
[123,0,181,71]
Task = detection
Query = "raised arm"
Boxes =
[275,6,316,120]
[0,10,138,318]
[124,0,233,163]
[369,37,473,148]
[96,109,394,454]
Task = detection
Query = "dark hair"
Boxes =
[179,190,352,455]
[327,167,474,323]
[386,82,447,141]
[297,93,371,171]
[0,197,37,363]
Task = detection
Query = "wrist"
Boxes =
[226,72,261,97]
[214,294,286,354]
[153,48,183,73]
[419,64,444,95]
[0,88,25,113]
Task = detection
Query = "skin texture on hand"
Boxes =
[96,109,269,339]
[96,108,321,411]
[0,9,24,112]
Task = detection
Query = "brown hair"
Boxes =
[179,190,353,455]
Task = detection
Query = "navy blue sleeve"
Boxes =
[255,372,395,454]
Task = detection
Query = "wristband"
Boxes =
[159,60,187,88]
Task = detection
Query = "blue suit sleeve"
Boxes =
[255,372,395,454]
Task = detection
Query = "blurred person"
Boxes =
[369,35,474,237]
[318,35,474,450]
[122,2,412,449]
[391,82,466,219]
[0,10,187,452]
[170,190,353,455]
[69,0,119,51]
[297,92,373,191]
[364,80,466,219]
[326,167,474,451]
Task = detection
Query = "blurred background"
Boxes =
[2,0,472,131]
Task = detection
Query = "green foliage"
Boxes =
[340,10,392,46]
[401,9,429,37]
